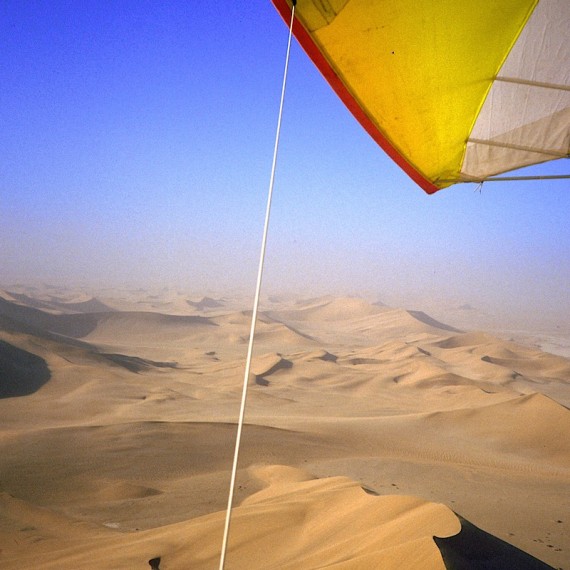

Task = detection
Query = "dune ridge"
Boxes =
[1,466,557,570]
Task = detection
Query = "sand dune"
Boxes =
[407,310,462,333]
[0,289,60,313]
[0,296,103,337]
[420,393,570,468]
[1,289,115,314]
[0,288,568,568]
[428,332,570,405]
[1,466,557,570]
[435,331,503,349]
[268,296,388,322]
[50,296,116,313]
[81,312,216,342]
[250,352,293,385]
[187,296,225,311]
[0,289,19,303]
[269,301,465,350]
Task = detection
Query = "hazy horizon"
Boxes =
[2,2,568,332]
[1,276,567,335]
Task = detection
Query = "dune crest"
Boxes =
[270,296,387,322]
[4,467,554,569]
[1,468,461,570]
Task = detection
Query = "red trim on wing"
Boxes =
[271,0,440,194]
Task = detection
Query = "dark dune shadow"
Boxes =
[434,516,555,570]
[41,312,102,337]
[187,296,224,310]
[0,340,51,398]
[6,291,116,314]
[100,353,177,373]
[407,310,463,333]
[0,297,219,339]
[5,291,62,312]
[262,312,318,342]
[0,297,99,337]
[0,314,108,354]
[318,351,338,362]
[50,297,117,313]
[253,356,293,386]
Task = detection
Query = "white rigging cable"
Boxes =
[218,3,296,569]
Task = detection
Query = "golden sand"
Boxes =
[0,287,568,569]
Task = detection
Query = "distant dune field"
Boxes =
[0,286,568,569]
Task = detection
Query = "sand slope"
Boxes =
[1,470,454,569]
[1,466,556,570]
[0,288,568,568]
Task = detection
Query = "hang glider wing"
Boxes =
[272,0,570,193]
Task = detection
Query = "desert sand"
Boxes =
[0,285,568,569]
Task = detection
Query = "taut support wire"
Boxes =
[218,3,296,569]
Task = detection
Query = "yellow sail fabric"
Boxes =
[272,0,570,193]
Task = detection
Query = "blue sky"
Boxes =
[1,1,568,324]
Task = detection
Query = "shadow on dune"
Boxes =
[435,516,555,570]
[0,341,51,398]
[6,291,116,314]
[252,355,293,386]
[187,296,223,310]
[0,297,218,340]
[100,353,177,373]
[407,310,462,333]
[0,297,100,337]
